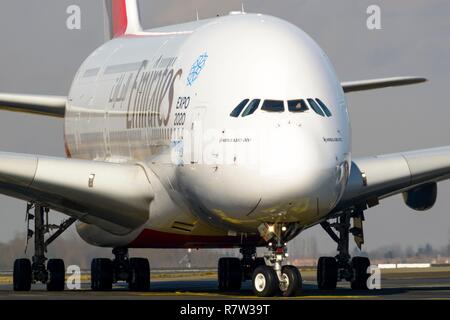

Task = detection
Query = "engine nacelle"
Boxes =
[402,182,437,211]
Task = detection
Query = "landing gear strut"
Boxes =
[217,224,302,297]
[318,209,371,290]
[13,203,76,291]
[91,247,150,291]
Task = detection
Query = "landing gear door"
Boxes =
[190,107,206,164]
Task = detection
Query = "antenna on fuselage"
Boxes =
[196,9,199,21]
[241,3,246,13]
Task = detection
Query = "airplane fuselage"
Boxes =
[65,13,351,248]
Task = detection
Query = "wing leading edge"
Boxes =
[341,76,427,93]
[0,93,66,117]
[336,146,450,212]
[0,152,154,234]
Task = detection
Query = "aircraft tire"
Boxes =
[252,265,279,297]
[317,257,338,290]
[218,257,242,291]
[91,258,113,291]
[128,258,150,291]
[280,265,303,296]
[13,258,32,291]
[47,259,65,291]
[350,257,370,290]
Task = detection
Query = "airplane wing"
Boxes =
[341,76,427,93]
[335,146,450,212]
[0,152,153,234]
[0,93,66,117]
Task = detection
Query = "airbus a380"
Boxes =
[0,0,442,297]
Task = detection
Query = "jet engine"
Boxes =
[402,182,437,211]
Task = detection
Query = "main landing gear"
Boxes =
[13,203,76,291]
[91,247,150,291]
[218,224,302,297]
[13,202,150,292]
[317,209,371,290]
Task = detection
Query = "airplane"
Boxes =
[0,0,442,297]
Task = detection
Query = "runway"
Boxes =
[1,267,450,300]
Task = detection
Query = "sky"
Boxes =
[0,0,449,254]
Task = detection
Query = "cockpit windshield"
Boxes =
[230,98,332,117]
[230,99,249,117]
[288,99,309,112]
[307,98,325,117]
[316,98,332,117]
[242,99,261,117]
[261,100,285,112]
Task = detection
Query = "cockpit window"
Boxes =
[232,98,331,117]
[307,98,325,117]
[261,100,285,112]
[242,99,261,117]
[288,99,309,113]
[316,98,332,117]
[230,99,249,117]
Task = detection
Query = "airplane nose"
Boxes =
[178,125,342,227]
[257,126,338,212]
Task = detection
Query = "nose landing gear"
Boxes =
[251,254,302,297]
[251,226,302,297]
[217,224,302,297]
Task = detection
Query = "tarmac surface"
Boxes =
[1,267,450,300]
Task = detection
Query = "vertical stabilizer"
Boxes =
[104,0,143,39]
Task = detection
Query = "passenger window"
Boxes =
[230,99,249,117]
[288,99,309,113]
[242,99,261,117]
[307,98,325,117]
[316,99,332,117]
[261,100,285,112]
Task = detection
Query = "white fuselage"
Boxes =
[65,13,351,248]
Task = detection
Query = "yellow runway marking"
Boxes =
[135,291,379,299]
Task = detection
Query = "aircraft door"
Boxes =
[190,107,206,164]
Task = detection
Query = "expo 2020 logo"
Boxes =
[186,52,208,86]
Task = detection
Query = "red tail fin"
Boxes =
[111,0,128,37]
[104,0,142,39]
